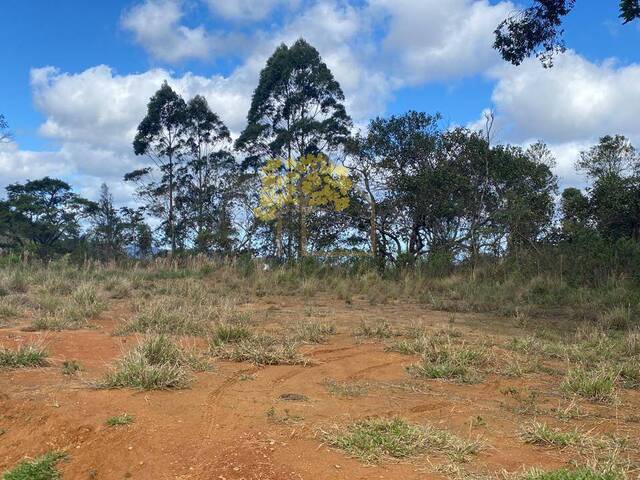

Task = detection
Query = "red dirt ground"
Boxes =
[1,294,639,479]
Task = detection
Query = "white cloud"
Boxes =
[121,0,244,63]
[488,52,640,144]
[204,0,300,22]
[370,0,514,84]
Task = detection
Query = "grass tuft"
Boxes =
[294,320,336,343]
[2,451,66,480]
[211,335,305,365]
[407,341,487,382]
[323,417,480,464]
[99,335,194,390]
[561,367,617,403]
[0,344,48,368]
[520,421,582,448]
[106,413,134,426]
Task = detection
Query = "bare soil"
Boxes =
[1,293,639,479]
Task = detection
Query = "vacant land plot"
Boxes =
[1,262,639,479]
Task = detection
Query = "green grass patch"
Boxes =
[2,452,66,480]
[561,367,617,403]
[323,417,480,464]
[520,421,582,448]
[106,413,134,426]
[0,344,48,368]
[211,335,305,365]
[522,468,622,480]
[99,335,195,390]
[294,320,336,343]
[407,341,487,382]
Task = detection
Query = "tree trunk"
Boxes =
[275,213,283,259]
[298,196,307,259]
[169,155,175,255]
[369,194,377,258]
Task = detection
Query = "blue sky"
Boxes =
[1,0,639,201]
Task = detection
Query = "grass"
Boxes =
[211,335,305,365]
[522,468,622,480]
[407,341,487,382]
[99,335,195,390]
[0,344,48,368]
[106,413,134,426]
[561,367,618,403]
[61,360,82,375]
[2,452,66,480]
[355,320,395,339]
[210,323,252,345]
[323,379,369,397]
[323,417,480,464]
[520,421,582,448]
[294,320,336,343]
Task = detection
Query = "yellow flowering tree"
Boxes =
[255,154,352,257]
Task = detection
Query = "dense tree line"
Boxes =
[1,38,639,285]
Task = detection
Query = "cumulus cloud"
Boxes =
[370,0,513,84]
[488,52,640,144]
[466,51,640,188]
[121,0,246,63]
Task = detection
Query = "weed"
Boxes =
[2,451,66,480]
[0,344,48,368]
[106,414,134,426]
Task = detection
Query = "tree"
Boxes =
[175,95,239,254]
[236,38,351,170]
[576,135,639,180]
[495,1,639,67]
[0,114,11,143]
[127,81,188,254]
[254,154,352,257]
[89,184,126,259]
[3,177,96,256]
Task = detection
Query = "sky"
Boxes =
[1,0,640,205]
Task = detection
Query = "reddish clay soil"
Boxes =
[1,294,639,479]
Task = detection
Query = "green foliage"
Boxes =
[2,452,66,480]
